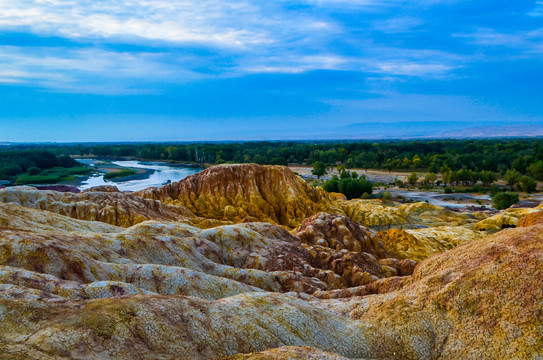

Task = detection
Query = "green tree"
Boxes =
[491,192,519,210]
[505,169,521,189]
[528,161,543,181]
[312,161,328,179]
[518,176,537,193]
[407,172,419,186]
[423,172,437,186]
[441,169,451,186]
[480,170,498,186]
[270,157,288,166]
[322,174,373,199]
[27,167,40,176]
[412,155,422,168]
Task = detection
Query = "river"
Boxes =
[76,159,203,192]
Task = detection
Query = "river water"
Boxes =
[76,159,202,192]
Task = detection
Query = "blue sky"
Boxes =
[0,0,542,141]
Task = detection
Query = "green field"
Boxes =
[103,168,138,180]
[15,166,93,185]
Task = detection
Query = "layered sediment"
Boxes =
[136,164,338,228]
[0,163,540,359]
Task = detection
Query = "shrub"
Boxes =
[382,190,392,200]
[491,191,519,210]
[518,176,537,193]
[489,185,503,197]
[322,175,373,199]
[28,167,41,176]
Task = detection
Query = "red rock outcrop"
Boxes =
[517,210,543,227]
[293,212,388,257]
[350,224,543,359]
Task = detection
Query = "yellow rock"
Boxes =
[136,164,340,228]
[350,224,543,359]
[0,186,196,227]
[220,346,351,359]
[473,207,539,231]
[339,199,476,230]
[378,225,486,261]
[1,164,540,359]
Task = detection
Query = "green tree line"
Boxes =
[2,139,542,185]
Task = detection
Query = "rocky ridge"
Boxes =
[0,163,541,359]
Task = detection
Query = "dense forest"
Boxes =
[1,139,542,188]
[0,150,89,184]
[3,138,542,172]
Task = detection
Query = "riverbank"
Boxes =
[72,159,203,191]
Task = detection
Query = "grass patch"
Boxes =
[103,169,138,180]
[15,166,93,185]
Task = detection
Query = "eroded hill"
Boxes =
[0,164,541,359]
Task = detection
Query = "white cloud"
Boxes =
[376,62,454,76]
[244,54,348,74]
[0,0,330,48]
[455,27,543,55]
[529,1,543,17]
[372,16,422,33]
[0,0,466,92]
[0,45,204,93]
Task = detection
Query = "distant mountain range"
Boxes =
[1,122,542,143]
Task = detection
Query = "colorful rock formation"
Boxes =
[340,199,477,230]
[517,209,543,227]
[220,346,351,359]
[136,164,338,227]
[378,226,485,261]
[473,207,540,231]
[0,164,540,359]
[350,223,543,359]
[293,212,387,256]
[0,186,197,227]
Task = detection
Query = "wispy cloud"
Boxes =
[456,27,543,55]
[372,16,423,33]
[528,1,543,16]
[0,45,203,93]
[0,1,328,48]
[243,54,348,74]
[0,0,474,92]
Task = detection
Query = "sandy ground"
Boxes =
[289,165,542,209]
[289,166,408,183]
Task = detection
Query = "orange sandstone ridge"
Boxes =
[135,164,338,227]
[0,163,541,359]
